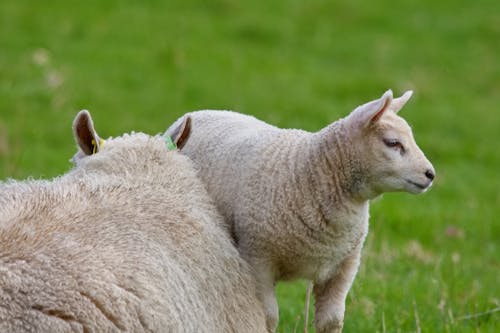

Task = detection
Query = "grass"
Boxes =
[1,0,498,331]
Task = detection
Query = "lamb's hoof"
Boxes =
[266,317,278,333]
[316,320,344,333]
[266,326,277,333]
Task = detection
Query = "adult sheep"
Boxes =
[167,90,435,333]
[0,111,267,333]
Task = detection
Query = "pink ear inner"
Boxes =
[370,95,392,123]
[73,110,99,156]
[76,114,94,155]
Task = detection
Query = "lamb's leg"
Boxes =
[313,247,362,333]
[251,260,279,333]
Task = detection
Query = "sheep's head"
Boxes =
[346,90,435,199]
[71,110,191,165]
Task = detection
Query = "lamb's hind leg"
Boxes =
[313,247,362,333]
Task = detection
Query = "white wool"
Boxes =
[0,131,267,333]
[167,90,434,333]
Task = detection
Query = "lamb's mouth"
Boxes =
[406,180,428,190]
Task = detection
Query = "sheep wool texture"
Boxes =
[0,132,267,333]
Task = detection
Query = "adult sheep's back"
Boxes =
[0,111,267,333]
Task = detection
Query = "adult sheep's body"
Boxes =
[0,111,267,333]
[167,90,435,332]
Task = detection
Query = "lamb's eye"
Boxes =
[383,138,398,147]
[383,138,405,154]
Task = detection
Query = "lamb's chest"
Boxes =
[311,211,369,282]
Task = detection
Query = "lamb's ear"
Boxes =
[349,90,393,127]
[169,116,191,150]
[72,110,102,155]
[391,90,413,113]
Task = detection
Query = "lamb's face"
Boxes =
[361,111,435,195]
[347,90,435,197]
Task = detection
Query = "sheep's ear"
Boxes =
[391,90,413,113]
[349,90,393,127]
[72,110,102,155]
[169,116,191,150]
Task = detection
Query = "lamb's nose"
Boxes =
[425,169,435,181]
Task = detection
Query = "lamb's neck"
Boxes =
[265,124,369,230]
[303,120,369,218]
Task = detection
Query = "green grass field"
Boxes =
[1,0,498,331]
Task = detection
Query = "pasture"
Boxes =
[0,0,498,331]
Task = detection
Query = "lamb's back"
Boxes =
[179,110,278,154]
[174,111,278,218]
[0,148,266,332]
[0,178,216,332]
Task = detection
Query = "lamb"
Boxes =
[0,110,267,333]
[166,90,435,333]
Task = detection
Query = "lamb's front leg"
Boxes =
[250,260,279,333]
[313,247,362,333]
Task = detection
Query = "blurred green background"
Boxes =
[1,0,498,331]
